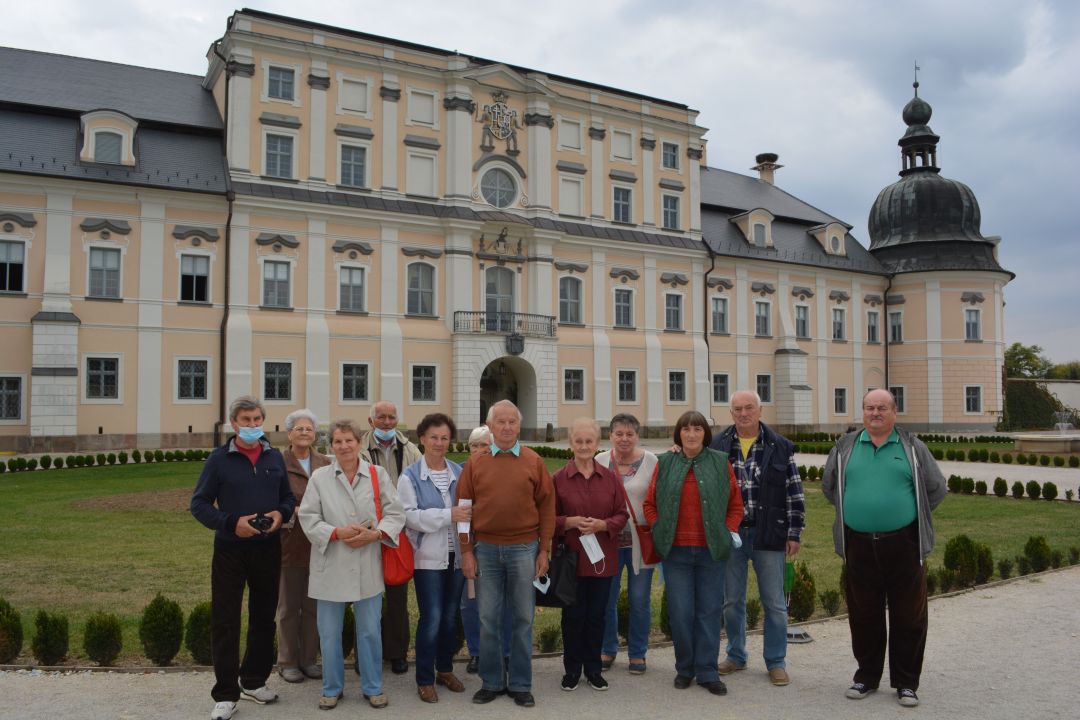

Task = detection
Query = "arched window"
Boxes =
[94,131,123,164]
[406,262,435,316]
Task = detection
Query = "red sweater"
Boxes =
[643,463,743,547]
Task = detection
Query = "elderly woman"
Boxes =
[396,413,471,703]
[299,419,404,710]
[643,411,743,697]
[553,417,629,692]
[277,409,332,683]
[594,413,659,674]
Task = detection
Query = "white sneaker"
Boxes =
[210,701,238,720]
[240,685,279,704]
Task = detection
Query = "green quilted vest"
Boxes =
[652,448,733,562]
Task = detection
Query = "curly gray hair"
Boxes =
[284,408,318,432]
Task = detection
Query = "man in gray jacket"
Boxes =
[822,389,945,709]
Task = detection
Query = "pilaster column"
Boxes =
[525,104,554,210]
[641,135,656,226]
[227,52,254,173]
[589,125,606,220]
[443,90,476,199]
[307,64,330,183]
[380,77,400,193]
[306,216,330,421]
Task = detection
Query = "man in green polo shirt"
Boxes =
[822,389,945,709]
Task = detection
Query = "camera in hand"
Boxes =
[249,513,273,533]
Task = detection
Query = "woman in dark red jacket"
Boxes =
[553,417,630,693]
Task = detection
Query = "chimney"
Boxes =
[752,153,783,185]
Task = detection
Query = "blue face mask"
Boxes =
[373,428,397,442]
[237,426,265,444]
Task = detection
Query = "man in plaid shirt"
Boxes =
[709,390,805,687]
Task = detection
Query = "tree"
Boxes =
[1004,343,1052,378]
[1047,361,1080,380]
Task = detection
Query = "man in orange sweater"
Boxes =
[459,400,555,708]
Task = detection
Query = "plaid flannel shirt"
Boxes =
[730,429,805,542]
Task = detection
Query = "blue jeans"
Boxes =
[662,545,726,683]
[724,526,788,669]
[601,547,655,660]
[413,561,466,686]
[461,590,513,658]
[475,540,538,692]
[317,596,382,698]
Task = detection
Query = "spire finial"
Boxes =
[913,61,921,95]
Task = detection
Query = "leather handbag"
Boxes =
[370,466,414,585]
[535,542,577,608]
[628,502,662,565]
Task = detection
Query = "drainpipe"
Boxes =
[703,241,716,426]
[212,38,234,448]
[882,274,893,390]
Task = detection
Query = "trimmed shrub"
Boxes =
[1002,453,1013,464]
[143,451,154,464]
[1039,455,1050,467]
[1066,489,1075,502]
[746,597,762,629]
[935,566,954,593]
[1011,481,1025,499]
[537,624,561,653]
[40,455,53,470]
[154,450,165,463]
[96,453,106,466]
[0,598,24,664]
[1027,454,1037,466]
[788,562,816,622]
[945,449,956,461]
[819,589,841,617]
[139,593,183,666]
[1050,549,1064,569]
[31,610,69,666]
[1017,453,1028,465]
[85,455,95,467]
[53,456,64,469]
[26,459,38,471]
[989,451,1000,463]
[997,558,1013,580]
[6,458,16,472]
[975,480,987,496]
[117,451,128,464]
[106,453,116,465]
[931,448,944,460]
[0,462,5,474]
[975,543,993,584]
[1053,455,1065,467]
[944,534,979,587]
[164,451,175,462]
[993,478,1008,497]
[1042,482,1058,501]
[1069,456,1079,468]
[947,475,962,494]
[616,589,630,641]
[960,477,975,495]
[132,449,142,463]
[83,612,123,666]
[1069,547,1080,565]
[1024,536,1052,573]
[1025,480,1041,500]
[967,448,979,462]
[184,602,213,665]
[1016,555,1031,575]
[925,568,938,595]
[979,448,989,462]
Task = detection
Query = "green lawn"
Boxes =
[1,461,1077,665]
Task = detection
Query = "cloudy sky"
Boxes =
[7,0,1079,361]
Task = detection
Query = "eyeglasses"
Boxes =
[291,427,315,433]
[470,442,490,449]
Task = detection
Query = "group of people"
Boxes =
[191,387,945,719]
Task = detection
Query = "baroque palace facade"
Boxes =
[0,10,1011,451]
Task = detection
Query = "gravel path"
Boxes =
[3,565,1076,720]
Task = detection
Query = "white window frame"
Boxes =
[964,385,983,415]
[410,363,439,404]
[340,361,372,404]
[0,373,27,424]
[335,72,374,119]
[616,368,638,404]
[337,139,371,188]
[756,374,773,404]
[178,251,212,304]
[0,237,29,294]
[832,307,846,341]
[612,183,633,224]
[563,366,587,404]
[867,310,880,343]
[82,353,123,405]
[964,307,982,341]
[795,304,810,339]
[711,296,729,334]
[613,286,634,328]
[754,300,772,337]
[338,263,368,313]
[405,148,439,198]
[610,127,635,163]
[712,372,730,405]
[834,387,848,415]
[889,385,907,414]
[405,87,440,129]
[260,256,294,309]
[661,141,680,170]
[557,174,585,217]
[661,193,680,230]
[261,60,302,106]
[262,128,298,179]
[92,130,124,164]
[558,275,584,325]
[406,261,438,317]
[174,356,212,405]
[667,369,688,404]
[262,359,295,404]
[889,310,904,343]
[752,222,767,246]
[556,116,584,153]
[86,243,123,299]
[664,291,684,331]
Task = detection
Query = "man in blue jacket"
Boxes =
[191,395,296,720]
[710,390,804,688]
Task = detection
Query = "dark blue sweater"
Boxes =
[190,438,296,546]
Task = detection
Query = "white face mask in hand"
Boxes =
[730,531,743,549]
[533,576,551,594]
[579,532,605,565]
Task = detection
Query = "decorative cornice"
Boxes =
[172,225,220,243]
[792,286,814,300]
[687,147,703,161]
[444,248,473,257]
[640,137,656,150]
[556,160,587,175]
[886,294,906,305]
[255,233,300,249]
[609,169,638,184]
[379,86,401,101]
[863,294,883,306]
[660,272,689,287]
[401,246,443,259]
[226,60,255,77]
[31,366,79,377]
[404,134,441,150]
[472,153,527,178]
[331,240,374,256]
[588,127,606,140]
[658,178,685,191]
[775,348,809,356]
[554,261,588,274]
[961,291,985,305]
[31,311,81,324]
[0,212,37,228]
[443,96,476,114]
[610,267,641,281]
[751,281,776,295]
[80,218,131,235]
[524,113,554,128]
[527,256,554,264]
[334,123,374,139]
[708,277,733,290]
[829,290,851,303]
[307,74,330,90]
[259,112,302,129]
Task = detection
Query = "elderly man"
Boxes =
[710,390,804,687]
[822,389,946,708]
[191,395,296,720]
[458,400,555,708]
[361,400,422,675]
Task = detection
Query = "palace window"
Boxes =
[755,301,771,336]
[265,134,294,179]
[88,247,121,298]
[613,186,632,223]
[614,287,633,328]
[965,308,981,341]
[889,311,903,343]
[713,373,730,404]
[264,362,292,401]
[795,305,810,339]
[617,369,637,403]
[268,67,295,101]
[711,297,728,334]
[412,365,437,402]
[180,254,209,303]
[965,386,983,414]
[177,359,208,401]
[94,131,123,164]
[559,276,583,324]
[0,241,25,293]
[0,377,22,420]
[832,308,846,340]
[834,387,847,415]
[407,263,435,316]
[756,374,772,403]
[340,145,367,187]
[668,371,687,402]
[661,141,679,170]
[662,195,680,230]
[665,294,683,331]
[867,311,880,343]
[342,363,369,402]
[564,368,585,402]
[262,260,291,308]
[339,266,366,312]
[86,357,119,399]
[481,168,516,208]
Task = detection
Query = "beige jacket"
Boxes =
[595,449,659,572]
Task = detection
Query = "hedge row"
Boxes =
[945,474,1071,501]
[1,449,212,473]
[794,443,1079,469]
[928,535,1080,594]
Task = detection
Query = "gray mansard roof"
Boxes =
[699,166,887,275]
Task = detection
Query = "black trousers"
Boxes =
[210,540,281,701]
[844,523,928,690]
[382,581,411,662]
[560,575,613,678]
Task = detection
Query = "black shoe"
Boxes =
[585,673,608,691]
[510,691,535,707]
[472,688,503,704]
[560,674,579,691]
[699,680,727,696]
[466,656,479,674]
[673,675,692,689]
[390,658,408,675]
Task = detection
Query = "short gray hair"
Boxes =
[284,408,318,432]
[327,418,365,443]
[468,425,493,445]
[486,399,522,424]
[730,390,762,407]
[369,400,398,420]
[570,416,601,438]
[229,395,265,422]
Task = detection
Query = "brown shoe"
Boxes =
[718,659,745,675]
[436,671,465,692]
[769,667,790,686]
[417,685,438,703]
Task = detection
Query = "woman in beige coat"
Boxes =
[299,419,404,710]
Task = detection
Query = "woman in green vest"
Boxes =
[643,411,744,697]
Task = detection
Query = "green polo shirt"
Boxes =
[842,429,916,533]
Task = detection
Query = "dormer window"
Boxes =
[809,221,849,256]
[79,110,138,167]
[732,208,775,247]
[94,132,123,164]
[753,223,766,246]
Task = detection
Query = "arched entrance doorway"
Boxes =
[478,356,538,434]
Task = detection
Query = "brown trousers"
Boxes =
[843,522,928,690]
[275,566,319,668]
[382,581,411,662]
